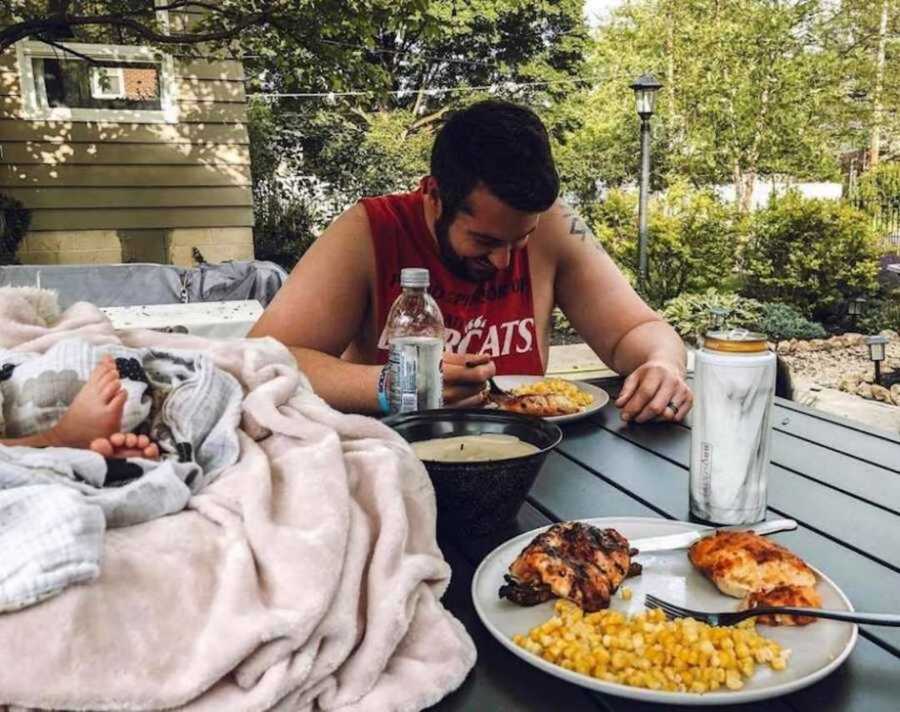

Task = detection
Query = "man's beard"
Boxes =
[434,212,498,284]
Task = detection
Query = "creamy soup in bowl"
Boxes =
[412,434,539,462]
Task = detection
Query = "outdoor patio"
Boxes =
[1,1,899,711]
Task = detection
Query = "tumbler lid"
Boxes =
[704,329,769,353]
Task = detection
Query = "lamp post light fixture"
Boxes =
[710,307,729,331]
[630,73,662,294]
[848,296,867,329]
[865,335,889,385]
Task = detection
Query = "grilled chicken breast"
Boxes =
[740,584,823,626]
[499,522,642,612]
[688,530,817,599]
[491,393,581,417]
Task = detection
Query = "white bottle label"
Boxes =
[388,336,443,413]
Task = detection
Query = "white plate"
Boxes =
[472,517,858,706]
[492,375,610,424]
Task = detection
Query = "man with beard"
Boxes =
[250,100,692,422]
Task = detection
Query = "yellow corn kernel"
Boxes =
[620,586,633,601]
[512,603,786,694]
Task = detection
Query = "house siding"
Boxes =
[0,19,254,267]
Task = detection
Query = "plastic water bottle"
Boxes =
[385,268,445,413]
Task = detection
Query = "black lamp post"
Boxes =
[630,73,662,294]
[865,335,889,386]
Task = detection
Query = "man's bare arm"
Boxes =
[547,202,692,422]
[249,205,384,413]
[283,347,384,414]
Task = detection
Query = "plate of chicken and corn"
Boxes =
[472,517,857,705]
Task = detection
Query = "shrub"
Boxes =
[754,302,827,344]
[856,294,900,335]
[661,289,763,346]
[593,183,742,308]
[0,193,32,264]
[742,192,881,320]
[252,199,319,271]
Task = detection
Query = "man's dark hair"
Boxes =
[430,100,560,220]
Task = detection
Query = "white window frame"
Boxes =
[15,40,179,124]
[89,65,126,99]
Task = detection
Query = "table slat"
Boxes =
[770,430,900,516]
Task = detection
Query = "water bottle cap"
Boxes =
[400,268,430,288]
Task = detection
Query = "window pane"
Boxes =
[35,57,162,111]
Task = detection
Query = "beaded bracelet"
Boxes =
[376,363,391,414]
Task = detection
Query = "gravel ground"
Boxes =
[781,339,900,390]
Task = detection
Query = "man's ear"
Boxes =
[424,176,443,221]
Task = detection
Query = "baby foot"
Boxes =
[89,432,160,460]
[50,356,127,449]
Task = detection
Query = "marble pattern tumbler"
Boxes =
[690,330,776,525]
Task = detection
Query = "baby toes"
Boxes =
[143,443,161,460]
[89,438,115,457]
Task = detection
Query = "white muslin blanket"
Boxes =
[0,288,476,712]
[0,336,244,612]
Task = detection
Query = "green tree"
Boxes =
[247,1,589,231]
[825,0,900,166]
[563,0,847,212]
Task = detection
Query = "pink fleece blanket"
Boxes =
[0,288,475,711]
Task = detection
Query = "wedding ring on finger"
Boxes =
[666,401,680,416]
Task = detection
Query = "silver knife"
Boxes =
[630,518,797,554]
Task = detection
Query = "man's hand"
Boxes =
[442,352,496,408]
[615,360,693,424]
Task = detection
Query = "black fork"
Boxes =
[644,594,900,627]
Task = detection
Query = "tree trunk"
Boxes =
[870,0,889,167]
[733,162,758,213]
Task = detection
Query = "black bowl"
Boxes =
[384,409,563,535]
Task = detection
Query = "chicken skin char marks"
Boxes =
[499,523,642,612]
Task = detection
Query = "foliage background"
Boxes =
[5,0,900,329]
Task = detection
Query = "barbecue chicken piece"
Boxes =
[688,530,817,599]
[499,522,642,612]
[739,584,823,626]
[490,393,581,417]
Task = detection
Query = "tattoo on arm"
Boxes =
[563,209,606,254]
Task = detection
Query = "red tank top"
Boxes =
[360,185,544,375]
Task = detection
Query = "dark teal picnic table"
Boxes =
[431,377,900,711]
